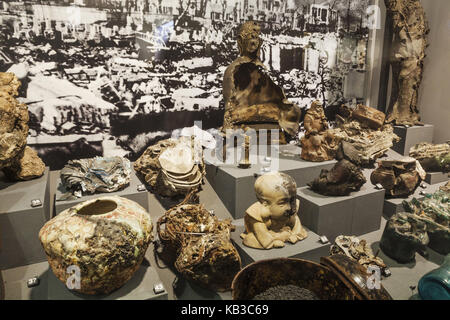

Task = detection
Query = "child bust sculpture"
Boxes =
[241,172,308,249]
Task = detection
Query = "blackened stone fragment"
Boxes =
[308,159,366,196]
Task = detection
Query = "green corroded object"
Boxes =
[419,254,450,300]
[402,190,449,255]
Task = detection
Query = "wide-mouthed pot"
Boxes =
[39,196,153,295]
[232,256,392,300]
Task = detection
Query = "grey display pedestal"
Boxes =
[392,124,434,156]
[230,219,330,267]
[175,281,232,300]
[1,260,168,300]
[205,145,336,219]
[0,168,50,270]
[54,167,149,216]
[383,180,449,218]
[297,181,385,243]
[424,172,449,185]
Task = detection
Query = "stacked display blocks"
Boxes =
[0,169,50,269]
[382,180,449,218]
[1,260,168,300]
[296,178,385,243]
[424,172,449,185]
[54,164,149,216]
[230,219,331,267]
[392,124,434,156]
[205,145,336,219]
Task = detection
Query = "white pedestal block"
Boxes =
[230,219,330,267]
[2,260,168,300]
[297,180,385,243]
[424,172,449,185]
[0,169,50,269]
[392,124,434,156]
[205,145,336,219]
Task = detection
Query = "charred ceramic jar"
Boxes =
[370,158,426,197]
[39,196,153,295]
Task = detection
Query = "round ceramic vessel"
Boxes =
[39,196,153,295]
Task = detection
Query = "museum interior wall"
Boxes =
[418,0,450,144]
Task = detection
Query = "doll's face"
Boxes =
[263,188,297,220]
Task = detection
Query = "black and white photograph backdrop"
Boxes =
[0,0,376,169]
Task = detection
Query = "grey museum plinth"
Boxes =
[0,168,50,270]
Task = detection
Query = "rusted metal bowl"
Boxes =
[232,258,355,300]
[232,256,393,300]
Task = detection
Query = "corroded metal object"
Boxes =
[308,159,366,196]
[0,72,45,180]
[231,256,392,300]
[238,135,251,169]
[380,212,429,263]
[370,158,426,197]
[241,172,307,249]
[222,21,301,139]
[403,190,450,255]
[134,136,205,197]
[39,196,153,295]
[441,181,450,193]
[300,101,341,162]
[332,105,400,165]
[384,0,429,126]
[157,195,241,291]
[409,142,450,173]
[58,157,131,199]
[330,235,389,276]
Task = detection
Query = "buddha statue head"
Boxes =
[237,21,262,59]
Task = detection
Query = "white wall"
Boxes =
[418,0,450,143]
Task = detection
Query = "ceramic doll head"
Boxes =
[254,171,298,220]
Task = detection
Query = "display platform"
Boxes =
[0,169,50,270]
[424,171,449,185]
[356,218,445,300]
[382,180,449,218]
[230,219,330,267]
[296,171,385,242]
[174,281,232,300]
[54,165,149,216]
[205,145,336,219]
[1,259,168,300]
[392,124,434,156]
